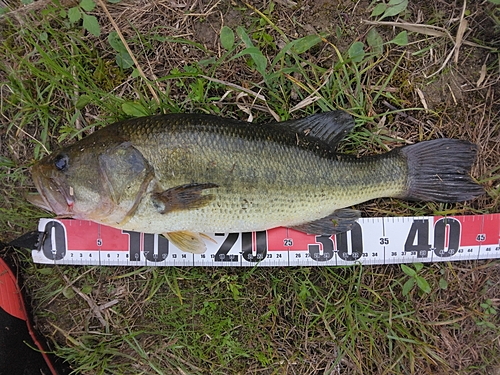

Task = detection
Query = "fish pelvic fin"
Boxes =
[290,208,361,235]
[398,139,484,202]
[164,231,210,254]
[280,110,355,149]
[151,183,219,214]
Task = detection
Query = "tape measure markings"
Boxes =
[32,214,500,267]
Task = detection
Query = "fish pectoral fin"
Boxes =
[281,110,355,149]
[164,231,209,254]
[151,183,218,214]
[290,208,361,235]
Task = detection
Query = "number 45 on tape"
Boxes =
[32,214,500,267]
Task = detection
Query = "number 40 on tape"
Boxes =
[32,214,500,267]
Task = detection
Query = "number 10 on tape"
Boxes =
[32,214,500,267]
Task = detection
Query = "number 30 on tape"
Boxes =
[32,215,500,267]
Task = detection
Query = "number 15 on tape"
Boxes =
[32,214,500,266]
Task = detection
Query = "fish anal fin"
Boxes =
[151,183,218,214]
[290,208,361,235]
[164,231,209,254]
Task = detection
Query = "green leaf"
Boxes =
[108,0,121,3]
[68,7,81,23]
[366,28,383,55]
[37,267,53,275]
[270,38,298,66]
[488,0,500,4]
[21,0,33,5]
[416,275,431,293]
[131,68,141,78]
[69,111,81,128]
[122,102,148,117]
[381,0,408,20]
[413,262,424,272]
[298,282,311,303]
[0,156,14,167]
[75,94,92,109]
[63,287,76,299]
[198,57,216,67]
[81,285,93,294]
[229,283,240,300]
[348,41,365,63]
[108,31,127,53]
[39,32,48,42]
[259,32,275,48]
[402,278,414,296]
[390,31,408,46]
[82,13,100,37]
[80,0,96,12]
[116,52,134,69]
[293,34,323,54]
[232,47,267,76]
[371,3,387,17]
[249,53,267,76]
[220,26,235,50]
[439,277,448,290]
[236,26,254,48]
[484,321,497,329]
[401,264,416,277]
[348,41,365,62]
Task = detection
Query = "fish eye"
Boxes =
[54,154,69,171]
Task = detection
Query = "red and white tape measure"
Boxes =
[31,214,500,266]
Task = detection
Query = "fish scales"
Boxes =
[111,114,407,233]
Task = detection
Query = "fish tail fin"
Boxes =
[399,139,484,202]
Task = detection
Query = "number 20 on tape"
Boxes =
[32,215,500,266]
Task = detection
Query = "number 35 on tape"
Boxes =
[32,214,500,267]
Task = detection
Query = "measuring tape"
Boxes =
[31,214,500,267]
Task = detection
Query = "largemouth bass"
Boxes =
[29,111,484,253]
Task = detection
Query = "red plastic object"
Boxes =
[0,257,59,375]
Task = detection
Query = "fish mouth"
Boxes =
[29,167,75,217]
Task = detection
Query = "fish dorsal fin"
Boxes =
[279,110,355,149]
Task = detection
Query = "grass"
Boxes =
[1,0,500,374]
[25,263,500,374]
